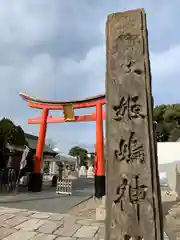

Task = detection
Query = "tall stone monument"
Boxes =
[106,9,163,240]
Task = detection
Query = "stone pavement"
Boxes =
[0,206,171,239]
[0,206,104,239]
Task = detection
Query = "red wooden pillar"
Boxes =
[35,108,49,173]
[94,144,97,175]
[95,102,105,198]
[29,108,48,192]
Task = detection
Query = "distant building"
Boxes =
[5,133,57,171]
[25,133,57,158]
[6,133,57,157]
[46,151,77,175]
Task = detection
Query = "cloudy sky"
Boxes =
[0,0,179,153]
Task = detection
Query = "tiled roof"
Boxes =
[25,133,57,156]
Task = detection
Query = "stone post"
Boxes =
[106,9,163,240]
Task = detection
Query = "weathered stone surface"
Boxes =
[31,233,57,240]
[0,207,20,214]
[80,238,99,240]
[79,238,100,240]
[32,212,52,219]
[74,225,98,238]
[0,206,105,239]
[16,211,34,217]
[106,8,163,239]
[76,219,103,227]
[3,216,28,227]
[95,196,106,220]
[3,230,36,240]
[63,214,82,222]
[0,214,15,225]
[0,209,8,216]
[97,226,105,239]
[0,227,17,239]
[54,222,81,237]
[49,214,64,221]
[96,205,106,221]
[37,220,62,234]
[15,218,46,231]
[55,237,76,240]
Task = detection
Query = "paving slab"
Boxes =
[3,230,37,240]
[3,215,29,227]
[32,212,52,219]
[55,238,76,240]
[74,225,98,238]
[0,207,21,214]
[54,222,81,237]
[16,210,35,217]
[0,227,17,239]
[37,220,63,234]
[31,233,57,240]
[15,218,46,231]
[0,214,15,224]
[76,218,103,227]
[0,206,104,239]
[96,226,105,239]
[49,213,64,221]
[0,206,172,239]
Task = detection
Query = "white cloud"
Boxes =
[151,44,180,104]
[0,0,59,47]
[151,45,180,79]
[21,54,56,97]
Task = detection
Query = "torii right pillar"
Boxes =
[95,102,105,198]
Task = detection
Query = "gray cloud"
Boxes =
[0,0,180,152]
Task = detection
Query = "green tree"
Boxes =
[0,118,26,150]
[69,146,88,166]
[87,152,95,166]
[153,104,180,142]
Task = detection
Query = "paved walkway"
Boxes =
[0,206,104,239]
[0,206,171,239]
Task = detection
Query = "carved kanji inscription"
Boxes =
[129,176,148,221]
[114,177,128,210]
[114,132,145,164]
[110,31,144,85]
[114,175,148,221]
[106,9,163,240]
[113,95,145,121]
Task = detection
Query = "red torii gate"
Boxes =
[19,92,106,197]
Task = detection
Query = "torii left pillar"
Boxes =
[28,108,49,192]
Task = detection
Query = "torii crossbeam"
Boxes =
[20,92,106,197]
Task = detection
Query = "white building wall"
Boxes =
[49,162,58,174]
[157,142,180,164]
[157,142,180,196]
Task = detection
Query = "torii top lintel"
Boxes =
[19,92,106,110]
